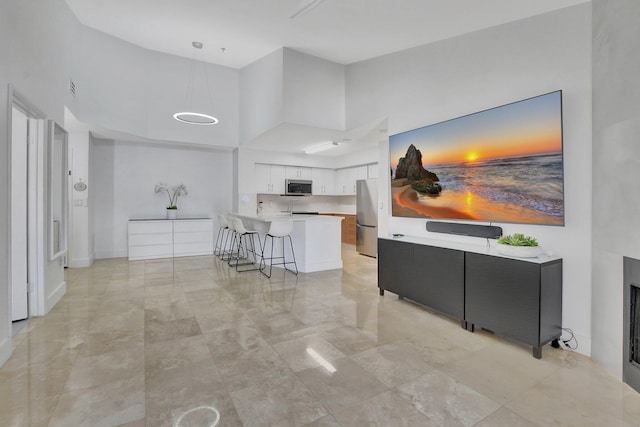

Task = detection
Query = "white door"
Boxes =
[11,106,29,321]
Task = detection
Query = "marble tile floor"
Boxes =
[1,248,640,426]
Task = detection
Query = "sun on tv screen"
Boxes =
[389,90,564,225]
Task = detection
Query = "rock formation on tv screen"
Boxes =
[395,144,442,194]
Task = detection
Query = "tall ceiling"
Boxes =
[63,0,589,155]
[64,0,588,69]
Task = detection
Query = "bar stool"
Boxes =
[214,215,230,259]
[259,220,298,278]
[220,215,237,262]
[228,217,262,272]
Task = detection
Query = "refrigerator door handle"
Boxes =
[356,223,376,228]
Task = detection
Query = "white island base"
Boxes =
[233,214,343,273]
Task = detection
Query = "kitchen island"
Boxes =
[231,214,343,273]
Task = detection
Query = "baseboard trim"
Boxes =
[573,332,591,358]
[45,280,67,314]
[299,259,343,273]
[0,336,12,368]
[94,250,128,260]
[69,257,93,268]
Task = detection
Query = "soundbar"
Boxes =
[426,221,503,239]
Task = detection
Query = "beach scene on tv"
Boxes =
[390,91,564,225]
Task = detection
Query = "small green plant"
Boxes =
[497,233,538,247]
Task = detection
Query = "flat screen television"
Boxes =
[389,90,564,225]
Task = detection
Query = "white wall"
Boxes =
[0,0,12,366]
[238,47,347,148]
[591,0,640,378]
[346,5,594,355]
[282,48,345,131]
[67,129,94,267]
[92,140,234,259]
[76,27,239,148]
[239,49,284,144]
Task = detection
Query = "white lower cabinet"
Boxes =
[128,219,214,260]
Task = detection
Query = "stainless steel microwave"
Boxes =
[285,179,312,196]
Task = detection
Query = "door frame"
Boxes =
[10,103,29,321]
[8,85,47,320]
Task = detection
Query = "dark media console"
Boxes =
[378,236,562,359]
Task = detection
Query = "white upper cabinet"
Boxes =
[255,163,270,194]
[335,165,367,195]
[352,165,368,194]
[256,163,286,194]
[285,166,312,180]
[312,168,335,195]
[257,163,376,196]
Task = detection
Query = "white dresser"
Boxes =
[127,218,214,261]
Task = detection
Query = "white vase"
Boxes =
[166,208,177,219]
[496,242,540,258]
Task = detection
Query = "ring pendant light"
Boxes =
[173,41,219,125]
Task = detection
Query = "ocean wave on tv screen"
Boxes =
[431,153,564,219]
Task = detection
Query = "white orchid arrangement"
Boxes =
[154,182,187,209]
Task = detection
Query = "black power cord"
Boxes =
[555,327,578,350]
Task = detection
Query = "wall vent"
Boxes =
[69,79,76,97]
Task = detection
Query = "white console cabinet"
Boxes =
[128,219,214,261]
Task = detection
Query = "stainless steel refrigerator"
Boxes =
[356,179,378,257]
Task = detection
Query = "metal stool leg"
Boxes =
[259,220,297,278]
[259,234,298,278]
[284,234,298,275]
[235,232,262,272]
[215,226,228,256]
[227,230,240,267]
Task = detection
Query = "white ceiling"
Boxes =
[64,0,588,69]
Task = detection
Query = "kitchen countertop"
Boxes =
[128,217,211,221]
[233,213,343,222]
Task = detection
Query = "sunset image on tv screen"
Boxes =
[389,91,564,225]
